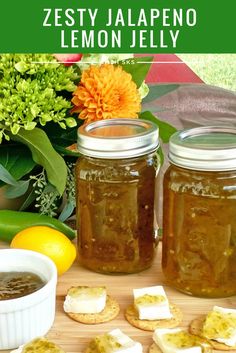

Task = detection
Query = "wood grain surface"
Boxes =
[1,242,236,353]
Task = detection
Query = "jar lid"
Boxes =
[169,126,236,171]
[77,119,159,159]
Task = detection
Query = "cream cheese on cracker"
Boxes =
[153,328,206,353]
[63,286,106,314]
[202,306,236,347]
[133,286,172,320]
[10,337,65,353]
[90,328,143,353]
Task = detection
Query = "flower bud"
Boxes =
[66,117,77,128]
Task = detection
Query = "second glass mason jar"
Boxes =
[76,119,160,274]
[162,126,236,298]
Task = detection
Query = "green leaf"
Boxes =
[53,144,81,157]
[157,146,164,165]
[43,120,80,142]
[140,111,177,143]
[59,200,75,222]
[0,145,36,187]
[0,164,18,186]
[9,128,67,195]
[119,56,153,88]
[0,163,31,198]
[42,121,82,157]
[19,187,37,211]
[142,84,180,104]
[4,180,30,199]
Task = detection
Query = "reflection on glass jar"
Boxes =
[162,126,236,298]
[76,119,160,274]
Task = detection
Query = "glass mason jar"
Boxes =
[75,119,160,274]
[162,126,236,298]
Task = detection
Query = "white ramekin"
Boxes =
[0,249,57,350]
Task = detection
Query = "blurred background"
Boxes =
[178,54,236,91]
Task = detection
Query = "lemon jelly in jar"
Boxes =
[76,119,160,274]
[162,126,236,297]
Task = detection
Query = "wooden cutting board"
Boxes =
[1,241,235,353]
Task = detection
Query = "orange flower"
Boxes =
[71,64,141,123]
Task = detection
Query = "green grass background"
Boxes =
[178,54,236,91]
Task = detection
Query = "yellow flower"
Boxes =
[71,64,141,123]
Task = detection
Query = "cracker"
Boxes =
[148,342,162,353]
[148,342,212,353]
[124,303,182,331]
[84,348,92,353]
[19,337,65,352]
[66,295,120,324]
[189,315,236,351]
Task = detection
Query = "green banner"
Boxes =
[0,0,235,53]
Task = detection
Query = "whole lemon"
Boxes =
[10,226,76,275]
